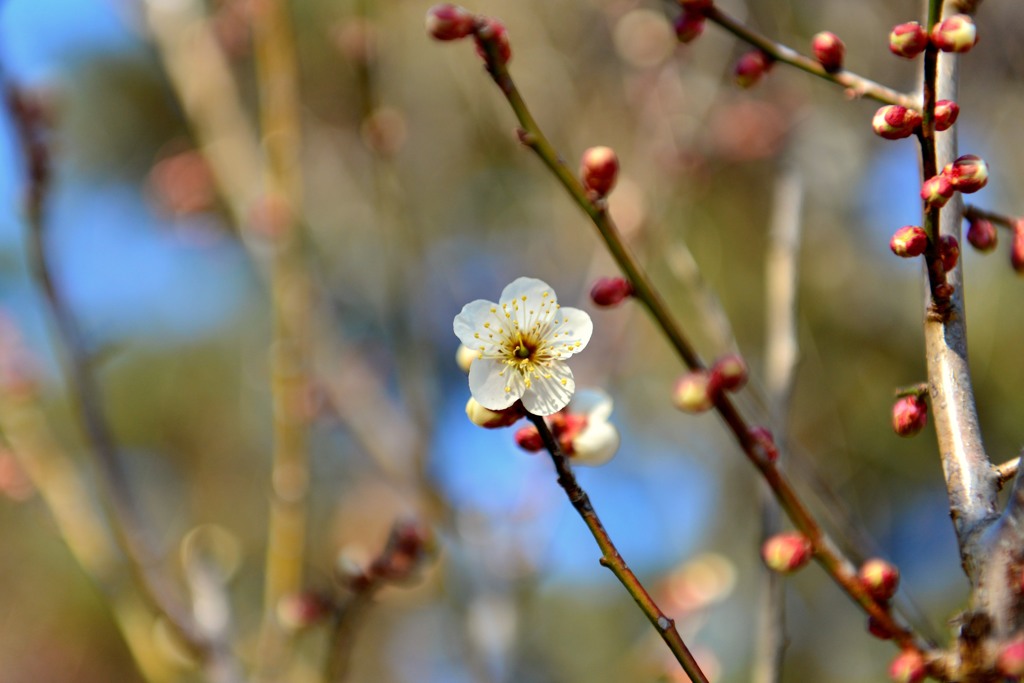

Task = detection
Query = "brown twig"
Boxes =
[526,413,710,683]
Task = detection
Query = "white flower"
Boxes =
[453,277,593,416]
[562,389,619,466]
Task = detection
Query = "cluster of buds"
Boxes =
[888,14,977,58]
[921,154,988,210]
[514,390,620,466]
[733,50,773,88]
[672,354,749,414]
[590,276,633,307]
[345,519,435,591]
[889,650,927,683]
[871,105,922,140]
[579,146,619,198]
[761,532,813,574]
[425,4,511,65]
[892,392,928,437]
[811,31,845,73]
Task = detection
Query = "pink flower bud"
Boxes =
[998,638,1024,677]
[868,615,895,640]
[761,532,813,573]
[514,425,545,452]
[934,99,959,131]
[674,11,706,44]
[710,353,748,392]
[859,558,900,602]
[921,173,954,209]
[580,146,619,197]
[425,4,476,41]
[1012,220,1024,274]
[749,426,779,464]
[888,650,927,683]
[943,154,988,194]
[277,593,332,630]
[811,31,845,73]
[890,225,928,257]
[733,50,773,89]
[474,17,511,65]
[889,22,929,58]
[892,395,928,437]
[672,370,715,413]
[939,234,960,272]
[872,105,921,140]
[466,397,523,429]
[679,0,713,9]
[931,14,978,53]
[590,276,633,307]
[966,218,998,252]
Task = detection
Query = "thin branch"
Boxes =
[525,413,709,683]
[700,6,918,108]
[250,0,312,678]
[963,204,1018,230]
[475,35,932,664]
[753,160,803,683]
[5,84,212,660]
[994,456,1018,489]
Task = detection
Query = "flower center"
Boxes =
[514,343,532,360]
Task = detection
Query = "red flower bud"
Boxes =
[473,17,512,65]
[921,173,954,209]
[673,370,715,413]
[733,50,773,89]
[811,31,845,73]
[590,276,633,307]
[674,11,706,44]
[888,650,927,683]
[868,615,895,640]
[514,425,545,452]
[998,638,1024,677]
[859,558,900,602]
[749,426,778,464]
[679,0,713,9]
[966,218,998,252]
[425,4,476,41]
[761,532,813,573]
[939,234,960,272]
[710,353,748,392]
[872,105,921,140]
[942,154,988,194]
[580,146,619,197]
[1012,220,1024,274]
[890,225,928,257]
[934,100,959,131]
[892,394,928,437]
[931,14,978,53]
[889,22,929,58]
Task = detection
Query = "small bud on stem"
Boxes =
[892,394,928,437]
[931,14,978,53]
[761,532,813,573]
[966,218,997,252]
[889,22,928,59]
[859,558,900,602]
[934,100,959,131]
[943,154,988,194]
[580,146,619,197]
[811,31,845,73]
[590,276,633,307]
[890,226,928,258]
[425,4,476,41]
[872,105,921,140]
[888,650,927,683]
[672,370,715,413]
[921,174,954,209]
[733,50,773,88]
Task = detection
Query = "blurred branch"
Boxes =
[753,160,803,683]
[5,84,215,661]
[472,28,931,662]
[963,203,1018,229]
[525,413,709,683]
[249,0,313,679]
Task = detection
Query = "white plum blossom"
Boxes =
[453,277,593,416]
[563,389,619,466]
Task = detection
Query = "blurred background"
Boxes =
[1,0,1024,681]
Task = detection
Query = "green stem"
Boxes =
[526,414,709,683]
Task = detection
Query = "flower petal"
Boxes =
[468,358,522,410]
[520,362,574,416]
[454,299,497,346]
[546,306,593,357]
[499,277,554,306]
[571,420,619,466]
